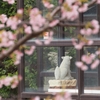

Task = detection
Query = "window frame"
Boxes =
[17,0,100,100]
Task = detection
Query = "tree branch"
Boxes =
[0,22,49,60]
[88,0,97,8]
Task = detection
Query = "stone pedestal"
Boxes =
[48,79,77,88]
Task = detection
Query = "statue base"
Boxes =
[48,79,77,88]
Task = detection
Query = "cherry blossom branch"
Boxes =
[0,22,49,60]
[0,0,98,61]
[50,6,61,17]
[88,0,97,8]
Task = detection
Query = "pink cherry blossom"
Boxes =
[0,14,8,23]
[14,50,23,65]
[10,75,20,88]
[8,31,16,40]
[81,55,93,64]
[25,46,36,55]
[42,0,54,9]
[75,61,88,71]
[97,0,100,4]
[31,96,40,100]
[81,65,88,71]
[49,20,59,27]
[61,5,79,21]
[80,20,99,36]
[0,31,16,48]
[80,28,92,36]
[3,76,12,86]
[7,16,21,30]
[0,24,5,28]
[75,61,84,68]
[72,39,84,50]
[17,9,23,14]
[24,26,32,34]
[3,0,15,4]
[91,59,100,69]
[78,3,88,12]
[95,50,100,55]
[91,20,100,34]
[87,40,93,45]
[54,92,72,100]
[29,8,46,31]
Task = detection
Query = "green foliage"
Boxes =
[25,67,37,89]
[24,0,36,9]
[64,27,76,37]
[0,58,17,76]
[0,0,16,16]
[0,0,17,98]
[0,57,17,98]
[0,86,17,98]
[25,50,37,89]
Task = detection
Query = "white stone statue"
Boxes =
[54,56,74,80]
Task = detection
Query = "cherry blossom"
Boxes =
[0,24,5,28]
[25,46,36,55]
[24,25,32,34]
[61,4,79,21]
[42,0,54,9]
[31,96,40,100]
[0,31,16,48]
[75,61,88,71]
[81,54,95,64]
[54,92,72,100]
[72,39,85,50]
[6,16,21,30]
[91,59,100,69]
[0,75,22,88]
[78,3,88,12]
[17,9,23,15]
[29,8,46,31]
[3,0,15,4]
[0,14,8,24]
[80,28,92,36]
[0,0,100,96]
[14,50,23,65]
[97,0,100,4]
[80,20,99,36]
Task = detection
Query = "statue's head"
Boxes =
[60,56,72,67]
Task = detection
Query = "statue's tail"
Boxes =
[54,66,60,80]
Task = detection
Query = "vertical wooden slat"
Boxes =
[58,26,65,65]
[17,0,24,100]
[17,0,24,10]
[77,13,84,100]
[37,47,44,89]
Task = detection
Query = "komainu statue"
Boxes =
[54,56,74,80]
